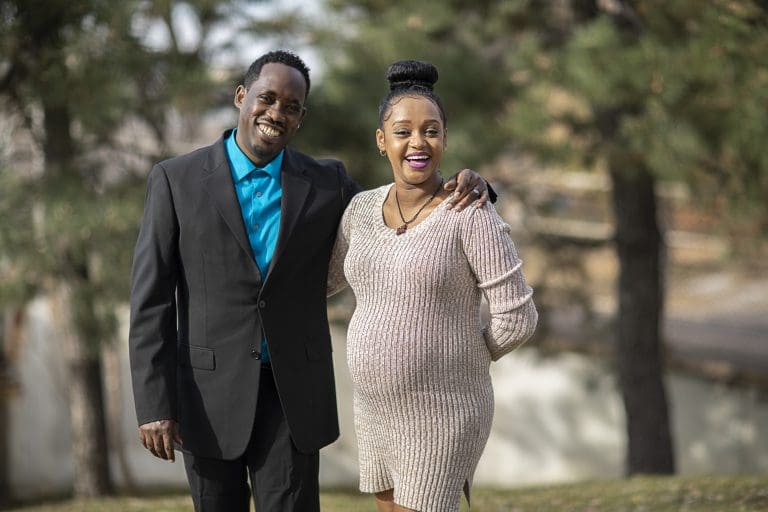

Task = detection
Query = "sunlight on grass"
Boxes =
[4,475,768,512]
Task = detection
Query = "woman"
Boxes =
[328,60,538,512]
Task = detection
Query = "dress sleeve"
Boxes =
[327,199,353,297]
[462,203,538,361]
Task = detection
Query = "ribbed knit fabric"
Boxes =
[328,184,538,512]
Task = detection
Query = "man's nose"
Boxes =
[266,102,287,123]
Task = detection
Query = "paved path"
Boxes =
[543,268,768,382]
[666,317,767,375]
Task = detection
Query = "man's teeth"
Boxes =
[259,125,281,137]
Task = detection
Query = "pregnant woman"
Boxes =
[328,59,538,512]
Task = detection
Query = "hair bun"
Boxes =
[386,60,438,92]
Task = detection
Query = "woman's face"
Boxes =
[376,95,446,186]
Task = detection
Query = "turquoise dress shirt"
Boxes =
[225,129,283,362]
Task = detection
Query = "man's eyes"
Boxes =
[284,104,303,115]
[256,95,302,115]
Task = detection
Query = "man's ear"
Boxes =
[298,106,307,128]
[234,85,246,109]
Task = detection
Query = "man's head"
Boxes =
[234,51,310,166]
[243,50,311,98]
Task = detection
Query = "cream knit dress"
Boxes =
[328,184,537,512]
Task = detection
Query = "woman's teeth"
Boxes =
[406,156,430,169]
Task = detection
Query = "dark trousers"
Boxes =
[183,365,320,512]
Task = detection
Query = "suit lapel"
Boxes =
[267,148,311,276]
[201,133,257,263]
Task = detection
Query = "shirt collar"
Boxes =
[226,129,284,182]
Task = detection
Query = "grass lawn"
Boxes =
[3,474,767,511]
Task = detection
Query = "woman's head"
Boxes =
[377,60,446,128]
[376,60,447,186]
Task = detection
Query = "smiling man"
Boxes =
[129,50,489,512]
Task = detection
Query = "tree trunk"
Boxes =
[0,307,26,505]
[0,314,10,506]
[50,284,113,497]
[40,75,114,495]
[103,343,136,492]
[610,166,675,475]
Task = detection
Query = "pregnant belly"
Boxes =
[346,325,485,400]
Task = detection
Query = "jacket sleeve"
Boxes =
[128,164,179,425]
[462,204,538,361]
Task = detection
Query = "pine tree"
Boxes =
[0,0,235,496]
[292,0,768,475]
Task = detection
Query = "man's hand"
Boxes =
[444,169,490,211]
[139,419,182,462]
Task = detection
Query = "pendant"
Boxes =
[396,224,407,235]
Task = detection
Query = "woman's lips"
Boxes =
[406,159,429,169]
[405,153,430,169]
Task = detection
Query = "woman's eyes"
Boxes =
[393,129,441,137]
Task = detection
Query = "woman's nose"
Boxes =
[409,133,425,148]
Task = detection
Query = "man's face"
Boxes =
[234,62,307,165]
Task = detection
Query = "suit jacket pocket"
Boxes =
[179,343,215,370]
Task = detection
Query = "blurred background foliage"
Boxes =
[1,0,767,500]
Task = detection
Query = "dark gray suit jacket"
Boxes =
[129,130,359,459]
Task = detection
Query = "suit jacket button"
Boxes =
[258,300,266,308]
[251,349,261,359]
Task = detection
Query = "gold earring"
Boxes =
[379,149,386,156]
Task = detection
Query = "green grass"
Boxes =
[3,475,767,511]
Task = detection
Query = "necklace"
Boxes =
[394,179,443,235]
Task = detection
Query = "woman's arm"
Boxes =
[462,204,538,360]
[327,197,355,297]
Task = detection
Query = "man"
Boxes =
[129,50,489,512]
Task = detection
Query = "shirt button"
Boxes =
[253,223,259,230]
[256,191,262,198]
[251,348,261,359]
[259,300,266,308]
